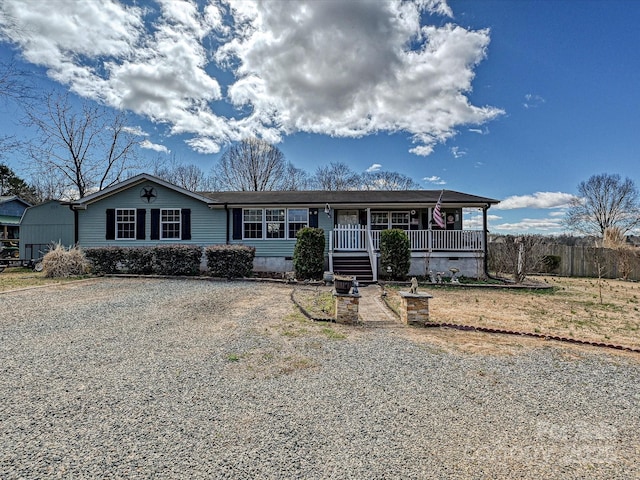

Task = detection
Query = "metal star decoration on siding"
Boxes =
[140,187,157,203]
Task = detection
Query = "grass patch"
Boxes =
[0,267,88,292]
[321,327,346,340]
[226,353,242,362]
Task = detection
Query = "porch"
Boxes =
[328,225,486,282]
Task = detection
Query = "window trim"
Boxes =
[242,207,309,240]
[371,210,411,230]
[115,208,136,240]
[160,208,182,240]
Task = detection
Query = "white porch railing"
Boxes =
[335,226,483,252]
[333,224,366,251]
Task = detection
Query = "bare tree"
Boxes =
[29,171,71,202]
[361,170,420,190]
[280,163,311,191]
[0,58,32,165]
[153,157,211,191]
[0,57,32,103]
[24,93,141,199]
[489,235,546,283]
[312,162,360,190]
[565,173,640,237]
[604,227,637,281]
[211,138,297,191]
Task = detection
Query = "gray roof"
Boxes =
[200,189,499,206]
[64,173,499,208]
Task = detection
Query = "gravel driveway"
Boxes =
[1,278,639,479]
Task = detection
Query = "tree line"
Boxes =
[152,138,421,194]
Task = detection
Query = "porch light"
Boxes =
[324,203,331,217]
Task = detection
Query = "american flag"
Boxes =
[433,190,445,229]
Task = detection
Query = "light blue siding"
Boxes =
[77,181,226,248]
[229,206,335,257]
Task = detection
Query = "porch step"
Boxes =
[333,256,374,283]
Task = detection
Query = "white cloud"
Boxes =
[423,175,446,185]
[450,146,467,158]
[549,211,566,217]
[495,192,576,210]
[468,126,489,135]
[140,139,170,154]
[366,163,382,173]
[492,217,564,232]
[523,93,545,109]
[0,0,502,156]
[123,125,148,136]
[185,136,222,154]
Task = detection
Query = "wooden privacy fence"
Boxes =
[488,243,640,281]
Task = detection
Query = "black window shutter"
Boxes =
[136,209,146,240]
[106,209,115,240]
[232,208,242,240]
[150,209,160,240]
[359,210,367,226]
[309,208,319,228]
[181,209,191,240]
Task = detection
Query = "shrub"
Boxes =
[205,244,255,278]
[293,227,325,280]
[85,245,202,275]
[541,255,561,274]
[122,247,155,274]
[85,246,126,274]
[42,243,90,278]
[153,244,203,276]
[379,229,411,280]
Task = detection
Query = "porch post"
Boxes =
[329,232,334,273]
[427,207,433,251]
[482,205,490,277]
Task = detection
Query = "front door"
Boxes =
[335,210,364,250]
[336,210,359,226]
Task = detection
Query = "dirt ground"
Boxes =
[385,275,640,351]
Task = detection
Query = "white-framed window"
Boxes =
[243,209,263,239]
[161,208,181,239]
[288,208,308,238]
[371,211,389,231]
[266,208,285,239]
[370,210,411,230]
[243,208,309,240]
[391,211,410,229]
[116,208,136,239]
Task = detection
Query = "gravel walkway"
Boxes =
[1,277,639,479]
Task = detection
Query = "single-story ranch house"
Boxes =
[55,173,500,281]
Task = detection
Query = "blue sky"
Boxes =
[0,0,639,235]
